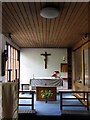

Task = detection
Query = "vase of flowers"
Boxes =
[41,89,53,103]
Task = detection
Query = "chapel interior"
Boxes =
[0,0,90,120]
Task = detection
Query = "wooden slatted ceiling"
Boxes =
[2,2,88,48]
[1,0,89,2]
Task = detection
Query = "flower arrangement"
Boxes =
[41,89,53,103]
[51,70,60,78]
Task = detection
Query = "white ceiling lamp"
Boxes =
[40,7,59,19]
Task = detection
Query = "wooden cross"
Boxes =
[41,51,51,69]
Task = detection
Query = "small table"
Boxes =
[21,84,30,91]
[36,86,57,101]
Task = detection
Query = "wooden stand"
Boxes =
[36,86,56,101]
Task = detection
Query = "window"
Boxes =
[74,48,82,81]
[5,43,20,82]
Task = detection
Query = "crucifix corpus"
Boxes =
[41,51,51,69]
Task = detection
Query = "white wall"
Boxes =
[20,48,68,84]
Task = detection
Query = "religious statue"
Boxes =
[41,51,51,69]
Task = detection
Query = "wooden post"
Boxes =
[60,92,62,111]
[32,91,34,110]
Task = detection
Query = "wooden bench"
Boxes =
[59,90,90,111]
[18,90,35,110]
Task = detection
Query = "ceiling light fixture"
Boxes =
[40,7,59,19]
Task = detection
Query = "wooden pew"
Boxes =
[59,90,90,111]
[18,90,35,110]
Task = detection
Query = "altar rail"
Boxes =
[59,90,90,111]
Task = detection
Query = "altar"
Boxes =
[36,86,56,101]
[30,78,63,101]
[30,78,63,89]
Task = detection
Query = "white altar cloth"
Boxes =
[30,78,63,87]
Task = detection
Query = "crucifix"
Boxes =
[41,51,51,69]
